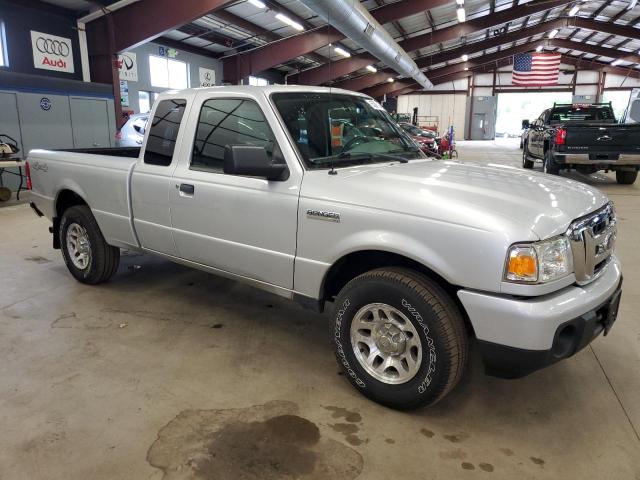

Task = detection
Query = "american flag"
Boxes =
[512,53,561,86]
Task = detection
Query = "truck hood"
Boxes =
[316,159,608,239]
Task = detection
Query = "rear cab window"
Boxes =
[144,99,187,166]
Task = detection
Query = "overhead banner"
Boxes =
[118,52,138,82]
[199,67,216,88]
[31,31,74,73]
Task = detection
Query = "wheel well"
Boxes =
[321,250,474,335]
[56,189,87,218]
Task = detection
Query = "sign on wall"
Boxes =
[120,81,130,108]
[31,31,74,73]
[118,52,138,82]
[199,68,216,88]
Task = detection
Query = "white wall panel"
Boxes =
[398,94,467,134]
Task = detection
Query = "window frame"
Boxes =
[0,21,8,68]
[189,96,279,176]
[143,98,188,167]
[148,54,189,90]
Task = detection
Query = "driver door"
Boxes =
[169,93,303,289]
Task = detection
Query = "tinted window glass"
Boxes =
[144,99,187,166]
[549,105,616,123]
[191,98,275,173]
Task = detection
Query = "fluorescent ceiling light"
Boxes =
[464,67,469,71]
[548,29,559,38]
[334,47,351,58]
[457,7,466,22]
[611,59,624,66]
[387,77,395,83]
[275,13,304,31]
[455,0,464,4]
[461,54,469,61]
[247,0,266,8]
[569,5,580,16]
[366,65,377,73]
[536,45,544,52]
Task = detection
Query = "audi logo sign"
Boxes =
[31,31,74,74]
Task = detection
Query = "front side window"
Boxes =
[149,55,189,89]
[144,99,187,166]
[272,92,423,169]
[191,98,275,173]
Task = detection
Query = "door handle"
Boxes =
[178,183,195,196]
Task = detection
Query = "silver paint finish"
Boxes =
[26,85,621,353]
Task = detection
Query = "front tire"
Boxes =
[543,150,560,175]
[332,268,468,410]
[60,205,120,284]
[616,170,638,185]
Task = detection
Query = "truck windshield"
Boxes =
[272,92,424,169]
[549,105,616,124]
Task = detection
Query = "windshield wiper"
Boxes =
[337,151,408,163]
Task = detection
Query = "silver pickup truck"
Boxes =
[27,86,622,409]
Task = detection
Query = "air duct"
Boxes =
[299,0,432,90]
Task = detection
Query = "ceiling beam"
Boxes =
[398,0,570,53]
[334,18,568,92]
[573,17,640,39]
[290,0,570,86]
[223,0,453,83]
[86,0,235,53]
[551,38,640,65]
[211,10,327,64]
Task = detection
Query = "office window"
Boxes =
[0,22,7,67]
[144,99,187,166]
[191,98,275,173]
[248,76,268,86]
[149,55,188,89]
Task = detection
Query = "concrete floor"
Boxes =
[1,139,639,479]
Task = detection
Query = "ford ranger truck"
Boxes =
[27,86,623,410]
[522,102,640,184]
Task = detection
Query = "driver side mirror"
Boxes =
[522,119,530,129]
[224,145,289,181]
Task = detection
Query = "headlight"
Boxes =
[504,236,573,284]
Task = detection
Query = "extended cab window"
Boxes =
[144,99,187,166]
[191,98,275,173]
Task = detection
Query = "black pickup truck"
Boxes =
[522,102,640,184]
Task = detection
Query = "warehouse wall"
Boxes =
[119,42,223,114]
[397,94,467,136]
[0,1,82,81]
[398,65,640,139]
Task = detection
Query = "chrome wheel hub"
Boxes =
[66,223,92,270]
[350,303,422,385]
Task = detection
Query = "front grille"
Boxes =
[566,202,616,285]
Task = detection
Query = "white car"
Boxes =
[26,86,622,409]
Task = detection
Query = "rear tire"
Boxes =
[522,142,534,169]
[59,205,120,284]
[332,268,468,410]
[543,150,560,175]
[616,170,638,185]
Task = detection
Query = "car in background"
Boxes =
[398,122,440,157]
[115,113,148,147]
[522,102,640,183]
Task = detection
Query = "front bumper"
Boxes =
[457,256,622,378]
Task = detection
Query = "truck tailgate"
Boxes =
[565,124,640,154]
